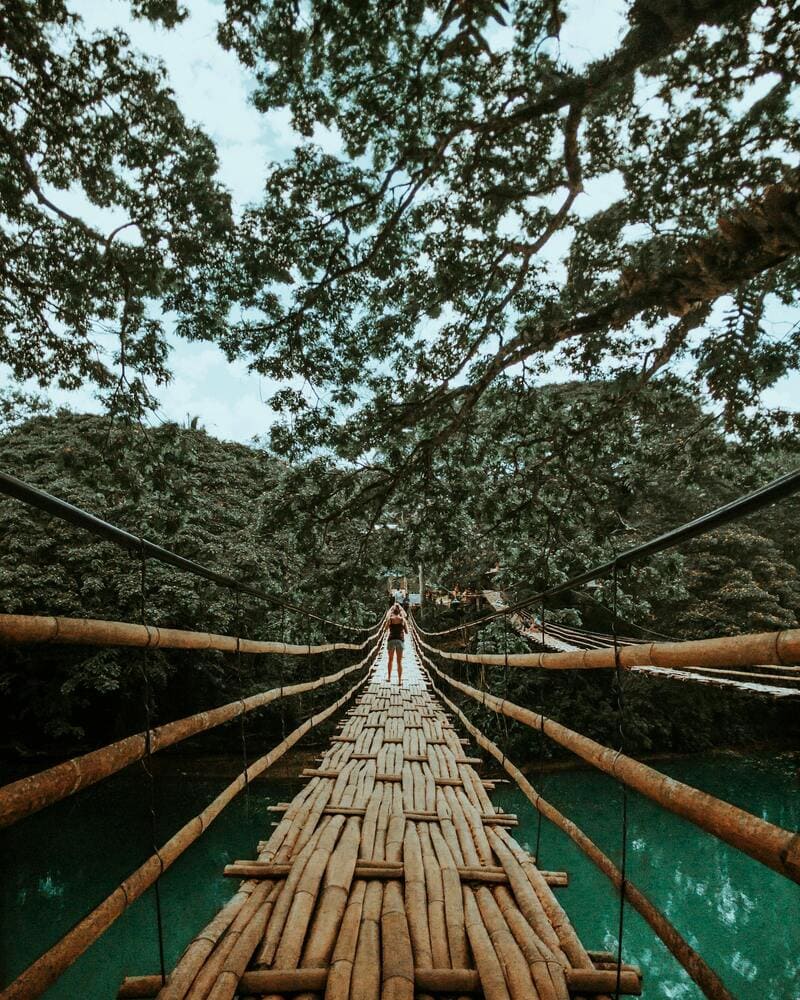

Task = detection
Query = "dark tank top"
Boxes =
[388,617,405,640]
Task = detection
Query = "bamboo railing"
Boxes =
[415,641,736,1000]
[0,664,376,1000]
[0,634,384,829]
[413,627,800,884]
[415,628,800,672]
[0,612,380,654]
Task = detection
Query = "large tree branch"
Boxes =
[272,1,758,335]
[478,0,759,135]
[418,179,800,449]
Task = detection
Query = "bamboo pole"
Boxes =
[0,612,381,654]
[0,672,370,1000]
[119,967,641,997]
[154,881,257,1000]
[0,635,383,829]
[205,881,283,1000]
[415,626,800,672]
[425,664,738,1000]
[416,639,800,884]
[631,665,800,697]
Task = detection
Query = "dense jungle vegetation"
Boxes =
[2,1,800,766]
[1,384,798,762]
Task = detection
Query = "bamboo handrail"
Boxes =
[0,613,381,654]
[0,631,384,830]
[417,647,737,1000]
[0,668,373,1000]
[412,629,800,884]
[415,627,800,672]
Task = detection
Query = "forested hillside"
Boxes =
[0,410,382,754]
[2,385,798,761]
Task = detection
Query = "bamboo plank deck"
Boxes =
[119,638,641,999]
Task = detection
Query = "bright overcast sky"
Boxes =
[2,0,798,442]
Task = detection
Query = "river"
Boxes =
[1,750,798,998]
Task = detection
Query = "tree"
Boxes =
[0,0,232,414]
[0,411,382,750]
[205,0,800,486]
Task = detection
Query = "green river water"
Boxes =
[1,750,798,999]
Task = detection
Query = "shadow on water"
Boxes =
[2,750,799,999]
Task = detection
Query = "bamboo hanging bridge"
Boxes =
[1,469,799,1000]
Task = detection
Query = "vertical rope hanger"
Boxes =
[279,606,287,741]
[534,596,547,864]
[500,611,511,767]
[306,612,313,715]
[233,591,250,815]
[137,544,167,986]
[612,560,629,1000]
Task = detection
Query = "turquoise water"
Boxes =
[2,751,799,998]
[0,762,294,998]
[493,751,800,1000]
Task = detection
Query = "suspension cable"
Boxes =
[0,471,374,633]
[417,465,800,638]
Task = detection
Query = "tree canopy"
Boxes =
[0,0,231,415]
[206,0,800,478]
[3,1,800,491]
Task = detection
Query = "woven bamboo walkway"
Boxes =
[119,637,642,999]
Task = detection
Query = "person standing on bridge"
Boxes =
[387,602,407,684]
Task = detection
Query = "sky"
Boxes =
[2,0,798,442]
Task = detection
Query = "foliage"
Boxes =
[0,411,383,752]
[1,386,798,759]
[202,0,800,483]
[0,0,232,414]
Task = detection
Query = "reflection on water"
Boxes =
[494,751,800,1000]
[1,752,798,999]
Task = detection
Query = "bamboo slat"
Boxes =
[120,966,641,997]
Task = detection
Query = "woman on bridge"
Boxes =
[387,602,407,684]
